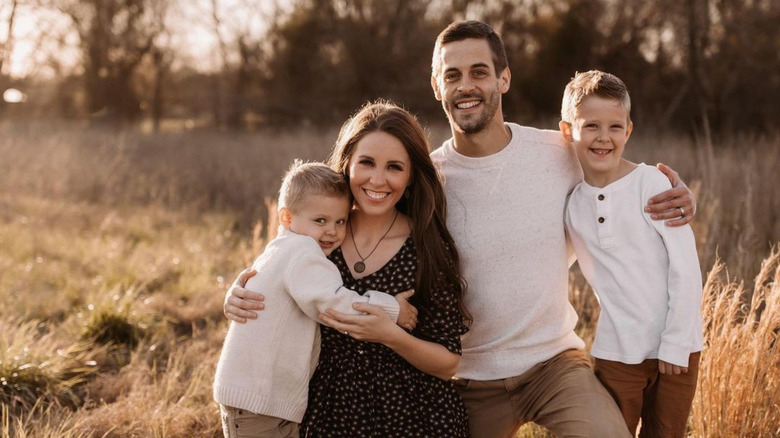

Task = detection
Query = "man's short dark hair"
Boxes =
[432,20,509,78]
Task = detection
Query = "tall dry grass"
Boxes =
[0,121,339,228]
[0,120,778,436]
[689,250,780,437]
[0,193,238,436]
[625,132,780,286]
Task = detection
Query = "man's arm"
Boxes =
[644,163,696,227]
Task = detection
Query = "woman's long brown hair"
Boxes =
[328,100,471,326]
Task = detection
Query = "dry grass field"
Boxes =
[0,120,778,437]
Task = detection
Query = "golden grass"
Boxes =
[1,121,778,436]
[689,250,780,437]
[0,190,245,436]
[625,133,780,286]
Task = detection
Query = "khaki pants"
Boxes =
[594,352,701,438]
[220,405,300,438]
[453,349,631,438]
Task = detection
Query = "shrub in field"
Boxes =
[80,305,141,348]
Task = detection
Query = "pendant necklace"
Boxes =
[349,210,399,273]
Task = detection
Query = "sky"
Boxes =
[2,5,75,78]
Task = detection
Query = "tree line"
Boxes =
[1,0,778,136]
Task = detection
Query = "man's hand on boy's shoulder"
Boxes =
[644,163,696,227]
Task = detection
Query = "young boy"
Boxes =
[559,70,703,437]
[213,160,410,438]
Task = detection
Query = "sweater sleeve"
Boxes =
[283,244,400,323]
[642,169,703,367]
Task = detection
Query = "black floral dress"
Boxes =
[301,238,470,437]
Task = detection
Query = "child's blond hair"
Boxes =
[278,160,351,213]
[561,70,631,124]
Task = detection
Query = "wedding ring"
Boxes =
[343,331,349,335]
[679,207,685,217]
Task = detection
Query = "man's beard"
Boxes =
[446,90,500,134]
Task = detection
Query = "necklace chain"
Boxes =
[349,210,399,273]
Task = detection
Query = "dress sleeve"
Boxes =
[412,277,469,355]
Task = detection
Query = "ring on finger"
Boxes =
[679,206,685,217]
[343,330,349,335]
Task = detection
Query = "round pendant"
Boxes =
[354,261,366,273]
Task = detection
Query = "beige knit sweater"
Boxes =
[213,227,399,422]
[432,123,585,380]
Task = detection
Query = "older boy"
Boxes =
[560,70,702,437]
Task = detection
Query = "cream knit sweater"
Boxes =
[431,123,585,380]
[213,227,400,422]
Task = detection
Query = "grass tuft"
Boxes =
[0,322,98,415]
[689,247,780,437]
[80,305,142,348]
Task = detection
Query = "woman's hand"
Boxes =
[319,303,402,344]
[644,163,697,227]
[223,268,265,323]
[322,302,459,380]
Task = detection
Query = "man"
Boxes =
[427,20,695,437]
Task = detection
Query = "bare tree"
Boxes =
[207,0,276,130]
[149,41,173,132]
[208,0,229,128]
[686,0,710,127]
[258,0,442,125]
[0,0,20,78]
[45,0,167,122]
[0,0,21,115]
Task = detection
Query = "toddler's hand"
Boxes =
[395,289,418,331]
[320,303,401,344]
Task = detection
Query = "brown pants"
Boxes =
[453,349,631,438]
[220,405,300,438]
[594,352,701,438]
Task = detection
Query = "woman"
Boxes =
[224,100,471,437]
